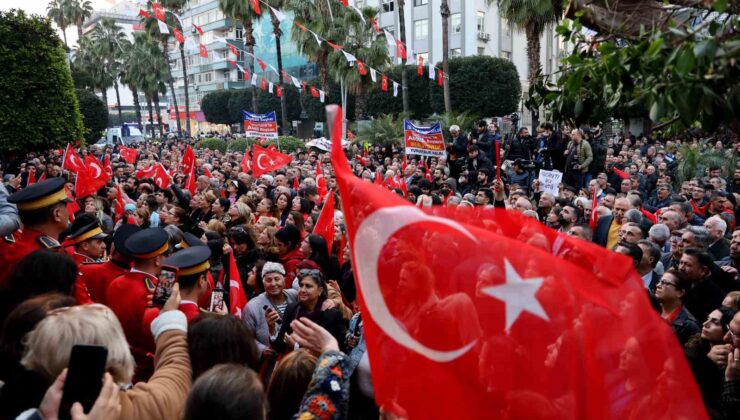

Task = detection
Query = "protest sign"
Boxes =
[404,120,446,158]
[538,169,563,196]
[243,111,278,138]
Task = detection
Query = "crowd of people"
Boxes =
[0,121,738,419]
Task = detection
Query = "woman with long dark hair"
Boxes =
[299,234,341,282]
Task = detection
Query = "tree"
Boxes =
[227,89,253,130]
[219,0,261,112]
[494,0,563,128]
[529,2,740,134]
[69,0,92,40]
[266,0,290,132]
[46,0,70,49]
[74,36,113,113]
[429,56,521,117]
[128,32,168,137]
[161,0,192,137]
[119,39,143,130]
[440,0,451,113]
[75,88,107,143]
[356,113,409,148]
[365,65,434,119]
[202,90,235,125]
[91,17,126,125]
[0,10,84,157]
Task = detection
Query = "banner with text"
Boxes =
[243,111,278,138]
[403,120,446,158]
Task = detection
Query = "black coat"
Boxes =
[273,301,347,353]
[593,215,614,247]
[684,278,727,324]
[670,307,701,347]
[708,238,731,261]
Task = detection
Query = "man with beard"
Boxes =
[558,204,582,233]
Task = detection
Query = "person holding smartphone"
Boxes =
[244,262,298,356]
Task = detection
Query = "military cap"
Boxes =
[124,227,169,259]
[113,224,140,257]
[69,221,108,244]
[164,246,211,276]
[8,177,69,211]
[178,231,206,249]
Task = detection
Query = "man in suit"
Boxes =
[637,240,662,292]
[593,197,631,248]
[705,215,730,260]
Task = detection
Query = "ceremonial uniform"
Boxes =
[0,178,70,288]
[67,217,109,303]
[80,224,139,304]
[105,227,169,382]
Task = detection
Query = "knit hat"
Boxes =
[262,261,286,278]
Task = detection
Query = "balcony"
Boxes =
[224,81,248,90]
[478,32,490,42]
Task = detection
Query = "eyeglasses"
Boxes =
[657,280,678,288]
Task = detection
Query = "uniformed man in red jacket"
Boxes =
[79,224,139,304]
[0,178,70,289]
[66,215,108,266]
[105,227,169,382]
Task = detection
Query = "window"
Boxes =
[451,13,461,34]
[450,48,461,58]
[414,19,428,39]
[414,0,429,5]
[477,11,485,34]
[235,28,243,39]
[501,51,511,60]
[382,0,394,12]
[477,47,485,55]
[237,69,245,81]
[502,18,512,35]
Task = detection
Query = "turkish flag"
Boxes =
[327,105,706,420]
[316,160,327,198]
[135,165,157,179]
[310,86,319,98]
[374,170,382,185]
[293,176,299,190]
[27,168,36,186]
[381,75,389,92]
[119,146,138,164]
[396,39,407,60]
[192,23,204,36]
[417,56,424,76]
[437,69,444,86]
[313,192,335,254]
[370,17,380,33]
[357,61,368,76]
[250,0,261,14]
[184,164,196,195]
[383,175,399,190]
[613,166,630,180]
[136,164,170,189]
[75,160,107,198]
[65,185,80,222]
[226,251,248,318]
[256,58,267,71]
[85,155,110,184]
[240,150,252,173]
[103,154,113,179]
[204,167,213,178]
[115,184,126,221]
[181,145,196,175]
[199,43,208,58]
[152,3,165,21]
[251,144,292,178]
[138,9,151,19]
[589,189,599,229]
[173,28,185,44]
[276,85,283,97]
[228,44,238,56]
[260,78,268,91]
[62,143,85,173]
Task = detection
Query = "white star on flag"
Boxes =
[157,20,169,35]
[481,259,549,331]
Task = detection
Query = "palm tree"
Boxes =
[69,0,93,40]
[494,0,563,127]
[397,0,409,113]
[120,39,143,129]
[161,0,192,138]
[47,0,70,49]
[142,9,183,137]
[74,36,114,116]
[266,0,290,133]
[219,0,262,112]
[325,6,388,123]
[440,0,451,113]
[91,18,127,125]
[129,33,169,137]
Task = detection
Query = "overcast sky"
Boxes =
[0,0,119,46]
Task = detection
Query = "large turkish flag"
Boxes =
[327,105,706,420]
[250,144,292,178]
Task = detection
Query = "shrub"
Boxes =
[227,138,250,153]
[198,138,227,152]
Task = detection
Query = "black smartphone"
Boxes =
[153,265,179,307]
[209,288,224,312]
[59,345,108,420]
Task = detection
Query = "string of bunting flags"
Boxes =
[139,0,448,103]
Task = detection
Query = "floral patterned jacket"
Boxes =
[295,350,351,420]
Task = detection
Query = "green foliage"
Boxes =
[429,56,522,117]
[0,10,84,155]
[198,138,227,152]
[675,143,737,185]
[75,89,108,143]
[529,9,740,133]
[356,113,409,148]
[202,90,236,125]
[227,138,249,152]
[108,112,139,126]
[430,111,480,137]
[365,65,435,119]
[255,87,302,123]
[227,89,253,126]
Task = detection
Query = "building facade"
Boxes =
[354,0,564,129]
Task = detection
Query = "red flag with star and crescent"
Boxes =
[250,144,292,178]
[62,143,85,173]
[327,105,707,420]
[119,146,138,164]
[316,160,327,198]
[313,192,335,254]
[181,145,196,176]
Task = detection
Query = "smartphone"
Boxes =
[153,265,179,307]
[59,345,108,420]
[210,288,224,312]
